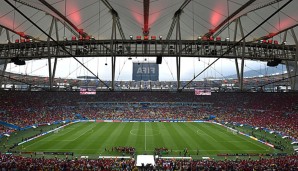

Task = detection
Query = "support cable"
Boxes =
[248,73,298,91]
[182,0,293,90]
[4,0,112,91]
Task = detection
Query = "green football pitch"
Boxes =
[17,122,274,157]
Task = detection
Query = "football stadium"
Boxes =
[0,0,298,170]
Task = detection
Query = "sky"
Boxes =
[4,57,285,81]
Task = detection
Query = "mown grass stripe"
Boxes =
[199,123,242,153]
[87,123,112,154]
[47,123,96,154]
[135,122,145,151]
[201,123,271,153]
[114,122,134,147]
[185,123,227,155]
[144,123,156,152]
[163,123,195,155]
[125,122,140,148]
[24,122,90,151]
[18,122,277,156]
[156,123,178,151]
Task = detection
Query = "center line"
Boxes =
[145,123,147,151]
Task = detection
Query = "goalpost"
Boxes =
[227,127,238,135]
[54,127,63,133]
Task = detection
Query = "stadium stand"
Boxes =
[0,91,297,170]
[0,92,297,139]
[0,154,297,170]
[0,125,15,135]
[0,154,136,170]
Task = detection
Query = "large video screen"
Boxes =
[80,86,96,95]
[195,88,211,96]
[132,63,159,81]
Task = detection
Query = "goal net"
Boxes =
[227,127,238,135]
[54,127,63,133]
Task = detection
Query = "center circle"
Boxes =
[130,129,160,136]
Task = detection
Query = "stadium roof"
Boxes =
[0,0,297,90]
[0,0,297,43]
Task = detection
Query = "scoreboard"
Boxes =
[195,88,211,95]
[80,86,96,95]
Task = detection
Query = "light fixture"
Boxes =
[225,37,230,41]
[159,35,162,40]
[129,35,133,40]
[11,57,25,65]
[136,36,142,40]
[156,55,162,64]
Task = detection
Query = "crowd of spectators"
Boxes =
[0,91,297,139]
[80,106,207,121]
[0,154,297,170]
[0,106,76,128]
[0,154,136,170]
[0,91,297,169]
[0,91,295,105]
[213,108,298,140]
[155,156,298,170]
[0,125,15,135]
